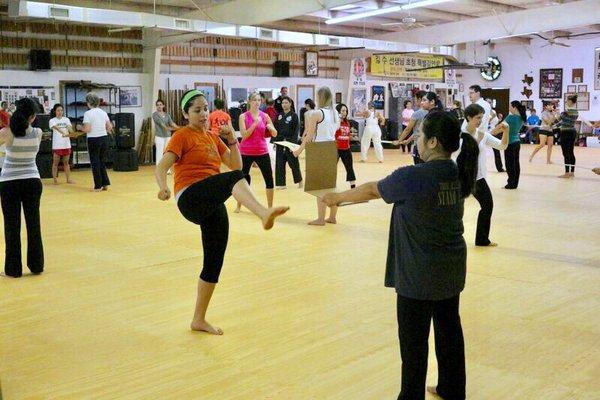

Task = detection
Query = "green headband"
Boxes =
[180,90,204,111]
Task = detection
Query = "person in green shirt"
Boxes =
[503,101,527,189]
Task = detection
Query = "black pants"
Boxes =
[87,136,111,189]
[492,148,504,172]
[0,178,44,277]
[177,171,245,283]
[560,129,576,173]
[337,149,356,182]
[473,178,493,246]
[504,142,521,188]
[275,146,302,187]
[396,294,465,400]
[241,153,274,189]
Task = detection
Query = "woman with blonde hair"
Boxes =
[293,86,340,225]
[235,92,278,212]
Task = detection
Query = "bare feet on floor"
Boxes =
[558,173,570,178]
[190,320,223,335]
[308,219,326,226]
[67,180,75,184]
[426,386,441,398]
[53,179,59,185]
[324,218,337,224]
[90,188,102,192]
[262,206,290,230]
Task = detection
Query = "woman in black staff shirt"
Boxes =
[323,111,479,400]
[273,96,303,189]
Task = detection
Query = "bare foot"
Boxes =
[262,206,290,230]
[308,219,326,226]
[568,172,575,178]
[90,188,102,192]
[190,320,223,335]
[528,156,533,162]
[426,386,441,397]
[102,186,109,191]
[558,173,570,178]
[547,161,553,164]
[53,179,59,185]
[297,181,303,189]
[359,159,366,163]
[233,207,241,213]
[324,218,337,224]
[488,242,498,247]
[67,180,75,184]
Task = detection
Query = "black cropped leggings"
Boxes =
[241,153,274,189]
[177,170,245,283]
[337,149,356,182]
[560,129,576,173]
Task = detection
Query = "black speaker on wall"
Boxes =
[114,112,135,149]
[29,49,52,71]
[273,61,290,77]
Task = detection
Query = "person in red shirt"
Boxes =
[208,98,232,136]
[0,102,10,129]
[265,99,278,123]
[155,89,289,335]
[335,103,357,189]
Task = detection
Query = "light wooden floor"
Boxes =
[1,145,599,399]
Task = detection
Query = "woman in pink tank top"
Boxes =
[235,92,278,212]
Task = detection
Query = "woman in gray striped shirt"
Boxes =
[0,98,44,278]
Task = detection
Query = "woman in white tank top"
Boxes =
[360,102,385,162]
[293,87,341,226]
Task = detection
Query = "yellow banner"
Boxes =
[370,54,445,80]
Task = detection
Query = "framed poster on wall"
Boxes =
[194,82,219,111]
[119,86,142,107]
[351,87,367,118]
[305,51,318,76]
[595,48,600,90]
[539,68,563,99]
[564,92,589,111]
[371,85,385,110]
[297,85,315,110]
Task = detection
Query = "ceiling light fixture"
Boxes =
[402,0,453,11]
[325,0,453,25]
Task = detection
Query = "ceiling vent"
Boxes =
[259,28,275,40]
[174,19,191,30]
[327,37,340,46]
[49,6,69,18]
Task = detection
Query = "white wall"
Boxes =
[160,73,346,108]
[0,70,150,145]
[459,37,600,121]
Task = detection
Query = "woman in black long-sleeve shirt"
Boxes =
[557,95,579,178]
[273,96,303,189]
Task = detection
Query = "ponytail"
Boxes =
[511,100,527,122]
[456,132,479,198]
[422,111,479,198]
[9,97,40,137]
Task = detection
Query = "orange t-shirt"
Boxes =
[208,110,232,136]
[165,126,228,194]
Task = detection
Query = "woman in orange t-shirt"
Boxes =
[155,89,289,335]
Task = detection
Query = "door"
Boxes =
[481,88,509,121]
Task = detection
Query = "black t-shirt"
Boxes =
[274,96,295,114]
[377,159,466,301]
[273,111,299,143]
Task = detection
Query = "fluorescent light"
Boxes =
[402,0,453,10]
[491,31,537,40]
[325,6,401,24]
[325,1,453,25]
